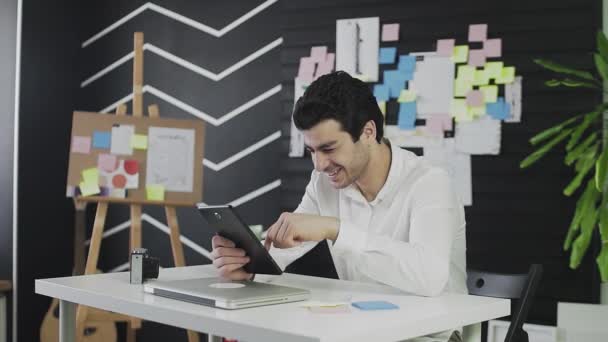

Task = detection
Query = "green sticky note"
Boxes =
[451,45,469,63]
[480,85,498,103]
[454,78,473,97]
[79,181,100,197]
[146,184,165,201]
[495,66,516,84]
[377,101,386,115]
[457,65,475,82]
[468,105,486,118]
[131,134,148,150]
[484,61,504,79]
[473,69,489,86]
[397,89,417,103]
[451,98,471,122]
[82,167,99,185]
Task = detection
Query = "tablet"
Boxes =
[196,204,282,275]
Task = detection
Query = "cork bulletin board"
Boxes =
[66,111,205,206]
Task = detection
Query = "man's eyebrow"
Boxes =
[305,141,337,151]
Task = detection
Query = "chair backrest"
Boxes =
[467,264,543,342]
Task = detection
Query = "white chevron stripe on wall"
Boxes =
[100,84,282,127]
[203,131,281,171]
[83,0,279,47]
[81,38,283,87]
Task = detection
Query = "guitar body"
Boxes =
[40,297,117,342]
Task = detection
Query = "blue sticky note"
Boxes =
[384,70,407,98]
[379,47,397,64]
[92,131,111,149]
[398,55,416,72]
[373,84,390,101]
[398,102,417,130]
[352,300,399,310]
[486,97,510,120]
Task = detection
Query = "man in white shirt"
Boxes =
[211,71,467,341]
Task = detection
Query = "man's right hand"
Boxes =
[211,235,254,281]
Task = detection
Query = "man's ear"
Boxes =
[361,120,377,142]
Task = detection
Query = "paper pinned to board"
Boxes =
[423,139,472,206]
[146,184,165,201]
[504,76,523,123]
[336,17,380,82]
[71,136,91,154]
[454,115,501,155]
[110,124,134,155]
[146,127,195,192]
[408,52,454,118]
[289,78,309,157]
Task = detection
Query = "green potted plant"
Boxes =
[520,31,608,299]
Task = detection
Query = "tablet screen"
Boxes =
[197,204,282,275]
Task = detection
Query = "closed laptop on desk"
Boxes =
[143,277,310,309]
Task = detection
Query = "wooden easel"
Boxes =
[74,32,200,342]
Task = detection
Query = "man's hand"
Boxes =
[264,212,339,250]
[211,235,253,280]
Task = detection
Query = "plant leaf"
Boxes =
[595,146,608,191]
[565,133,597,166]
[565,180,598,250]
[545,79,561,87]
[530,116,580,146]
[563,144,598,196]
[597,245,608,282]
[597,30,608,65]
[560,78,601,89]
[594,53,608,81]
[566,110,601,151]
[570,191,599,268]
[534,58,597,81]
[520,129,573,168]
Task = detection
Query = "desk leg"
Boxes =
[208,335,223,342]
[0,294,6,342]
[59,300,76,342]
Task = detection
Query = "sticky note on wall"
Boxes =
[92,131,111,149]
[379,47,397,64]
[382,23,400,41]
[452,45,469,63]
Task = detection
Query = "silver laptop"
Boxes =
[143,277,310,309]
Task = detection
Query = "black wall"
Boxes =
[17,1,82,342]
[280,0,602,325]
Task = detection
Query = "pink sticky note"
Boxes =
[298,57,315,83]
[98,154,118,173]
[315,53,335,79]
[382,23,400,42]
[468,49,486,67]
[425,117,444,135]
[310,46,328,62]
[71,136,91,154]
[484,38,502,58]
[441,114,453,131]
[466,90,484,107]
[468,24,488,42]
[436,39,455,57]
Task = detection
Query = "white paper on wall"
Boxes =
[423,139,473,206]
[146,127,195,192]
[408,52,455,118]
[110,124,134,155]
[336,17,379,82]
[504,76,523,123]
[384,125,445,149]
[289,77,309,157]
[454,115,502,155]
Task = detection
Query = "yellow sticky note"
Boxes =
[468,105,486,118]
[397,89,417,103]
[473,69,489,86]
[484,61,504,79]
[480,85,498,103]
[457,65,475,82]
[495,66,516,84]
[82,168,99,185]
[454,78,473,97]
[131,134,148,150]
[79,181,100,197]
[451,45,469,63]
[146,184,165,201]
[377,101,386,115]
[450,99,470,122]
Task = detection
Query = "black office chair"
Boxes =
[467,264,543,342]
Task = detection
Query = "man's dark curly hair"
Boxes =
[293,71,384,143]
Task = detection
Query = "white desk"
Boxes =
[35,265,510,342]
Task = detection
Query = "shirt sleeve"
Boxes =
[332,169,462,296]
[267,172,320,271]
